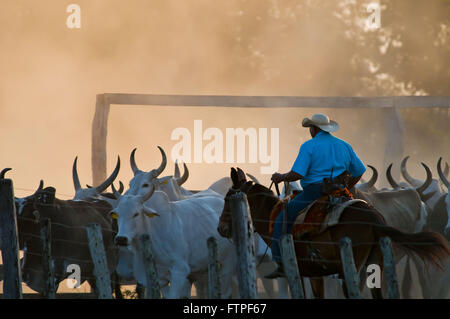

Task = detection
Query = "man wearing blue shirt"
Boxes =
[265,113,366,279]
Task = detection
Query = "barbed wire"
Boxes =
[17,215,117,235]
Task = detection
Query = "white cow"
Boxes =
[112,189,235,299]
[112,147,235,298]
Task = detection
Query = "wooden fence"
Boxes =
[0,177,161,299]
[0,176,406,299]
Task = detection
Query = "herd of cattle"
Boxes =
[0,147,449,298]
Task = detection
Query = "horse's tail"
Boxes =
[372,222,450,270]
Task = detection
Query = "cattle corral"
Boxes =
[0,94,449,299]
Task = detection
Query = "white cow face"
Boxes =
[126,170,160,198]
[112,195,159,247]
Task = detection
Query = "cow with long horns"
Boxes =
[107,147,235,298]
[16,180,120,296]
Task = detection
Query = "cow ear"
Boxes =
[230,168,239,187]
[38,187,56,205]
[143,206,160,219]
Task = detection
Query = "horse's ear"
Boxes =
[236,168,247,182]
[230,168,239,187]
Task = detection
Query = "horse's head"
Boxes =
[217,167,278,239]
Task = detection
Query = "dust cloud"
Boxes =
[0,0,448,197]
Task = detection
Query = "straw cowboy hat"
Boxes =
[302,113,339,133]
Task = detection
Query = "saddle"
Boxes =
[268,171,366,239]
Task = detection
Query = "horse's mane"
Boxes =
[246,183,277,199]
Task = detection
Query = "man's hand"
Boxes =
[271,172,285,184]
[271,171,303,184]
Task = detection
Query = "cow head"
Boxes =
[73,156,121,200]
[386,162,435,202]
[17,181,56,238]
[16,181,57,291]
[125,147,167,198]
[111,190,160,247]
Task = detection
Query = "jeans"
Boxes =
[271,183,324,262]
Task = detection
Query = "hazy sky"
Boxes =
[0,0,447,200]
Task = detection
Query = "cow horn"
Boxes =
[415,162,432,195]
[437,157,449,189]
[118,181,124,194]
[36,180,44,193]
[0,168,12,179]
[130,148,140,176]
[400,156,419,186]
[72,157,82,191]
[177,163,189,186]
[386,164,400,189]
[95,156,121,194]
[246,173,260,184]
[154,146,167,177]
[444,162,449,177]
[422,190,437,202]
[174,160,181,179]
[111,183,122,199]
[141,186,155,203]
[361,165,378,189]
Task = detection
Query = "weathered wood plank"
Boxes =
[229,192,257,299]
[379,237,400,299]
[339,237,363,299]
[139,234,161,299]
[207,237,222,299]
[40,218,56,299]
[103,94,450,108]
[91,94,111,186]
[0,179,23,299]
[280,234,304,299]
[85,223,112,299]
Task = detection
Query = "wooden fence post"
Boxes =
[40,218,56,299]
[229,192,257,299]
[91,94,110,186]
[138,234,161,299]
[280,234,305,299]
[207,237,221,299]
[339,237,363,299]
[379,237,400,299]
[0,179,23,299]
[85,223,112,299]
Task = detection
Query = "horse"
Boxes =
[217,167,450,299]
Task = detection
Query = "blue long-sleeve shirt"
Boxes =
[291,131,366,188]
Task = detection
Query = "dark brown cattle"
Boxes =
[17,181,119,296]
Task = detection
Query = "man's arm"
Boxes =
[271,170,303,184]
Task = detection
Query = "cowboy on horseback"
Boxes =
[265,113,367,279]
